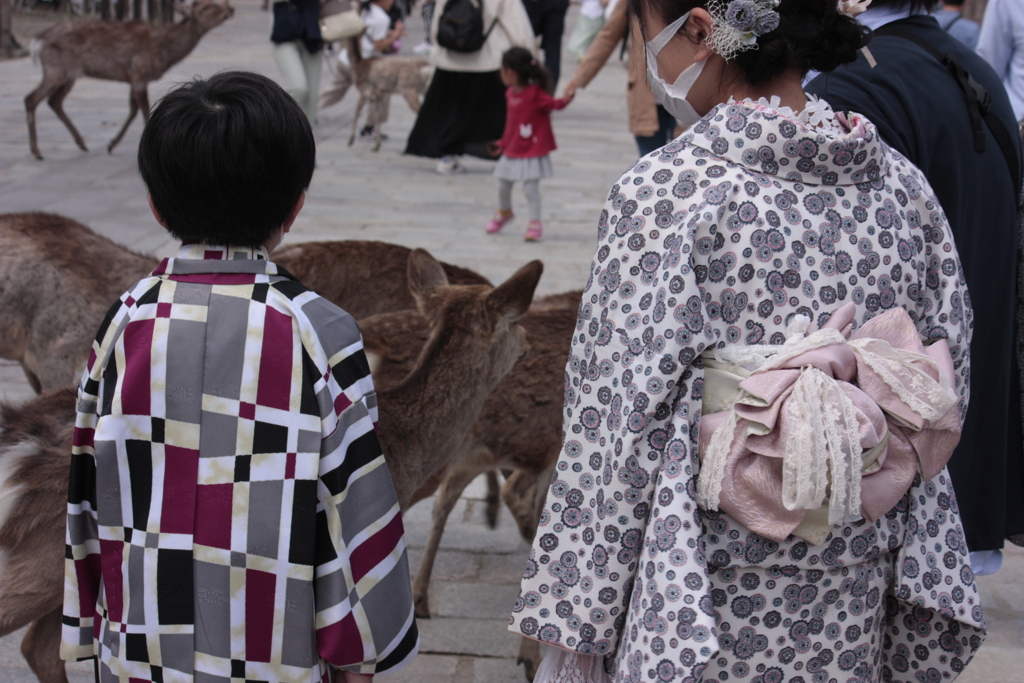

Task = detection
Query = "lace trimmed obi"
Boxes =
[695,302,962,545]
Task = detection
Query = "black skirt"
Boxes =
[405,68,506,159]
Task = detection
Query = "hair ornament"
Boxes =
[530,59,537,65]
[838,0,871,17]
[706,0,781,61]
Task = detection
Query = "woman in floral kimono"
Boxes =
[509,0,986,682]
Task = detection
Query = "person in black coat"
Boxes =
[807,0,1024,569]
[522,0,570,89]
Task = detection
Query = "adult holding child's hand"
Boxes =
[405,0,537,174]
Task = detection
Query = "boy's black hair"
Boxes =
[138,71,315,248]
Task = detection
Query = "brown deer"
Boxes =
[318,36,430,152]
[24,0,234,161]
[0,250,542,682]
[271,239,490,319]
[359,292,582,618]
[0,213,158,393]
[0,387,78,683]
[0,214,490,393]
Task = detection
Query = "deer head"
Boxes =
[373,250,543,507]
[189,0,234,29]
[400,249,543,395]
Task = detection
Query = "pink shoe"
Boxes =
[524,220,543,241]
[486,210,514,234]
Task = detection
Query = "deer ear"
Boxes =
[487,260,543,320]
[407,248,449,307]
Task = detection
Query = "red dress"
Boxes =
[498,84,570,158]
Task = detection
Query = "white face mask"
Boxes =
[645,11,708,129]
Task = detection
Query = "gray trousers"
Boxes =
[499,178,541,221]
[272,40,322,123]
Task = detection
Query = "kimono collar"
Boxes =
[677,98,891,187]
[152,244,281,277]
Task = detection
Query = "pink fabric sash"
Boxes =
[695,302,961,544]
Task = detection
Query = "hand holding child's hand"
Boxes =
[487,141,502,158]
[563,81,578,102]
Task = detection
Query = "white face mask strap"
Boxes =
[647,10,691,56]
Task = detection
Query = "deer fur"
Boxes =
[318,37,430,152]
[359,291,581,618]
[0,387,77,683]
[25,0,233,160]
[0,251,542,682]
[0,213,489,393]
[372,252,544,507]
[0,213,158,393]
[272,239,490,319]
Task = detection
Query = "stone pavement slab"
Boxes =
[0,2,1021,682]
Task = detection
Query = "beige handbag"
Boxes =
[320,0,365,42]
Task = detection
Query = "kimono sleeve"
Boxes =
[298,298,419,676]
[510,154,724,668]
[61,291,140,662]
[885,159,985,680]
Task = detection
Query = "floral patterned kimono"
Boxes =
[510,98,986,683]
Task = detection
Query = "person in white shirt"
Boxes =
[405,0,537,173]
[361,0,404,58]
[566,0,608,58]
[978,0,1024,120]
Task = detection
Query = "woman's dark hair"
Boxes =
[629,0,870,85]
[502,47,553,92]
[138,71,315,248]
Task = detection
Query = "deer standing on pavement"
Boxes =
[360,293,581,613]
[0,250,543,683]
[0,214,491,393]
[24,0,234,160]
[318,36,430,152]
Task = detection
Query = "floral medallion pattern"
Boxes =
[510,99,983,682]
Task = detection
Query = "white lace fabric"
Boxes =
[695,310,958,542]
[533,647,612,683]
[730,94,847,136]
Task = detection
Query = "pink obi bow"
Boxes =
[695,302,961,545]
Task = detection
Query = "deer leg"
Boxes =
[372,95,383,152]
[46,80,87,153]
[485,470,501,529]
[402,87,422,114]
[25,78,63,160]
[107,87,141,154]
[21,608,68,683]
[349,92,365,147]
[137,86,151,123]
[518,636,541,682]
[411,463,484,618]
[500,469,542,542]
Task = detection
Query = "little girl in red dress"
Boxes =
[487,47,574,241]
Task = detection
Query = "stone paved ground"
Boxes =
[0,3,1021,681]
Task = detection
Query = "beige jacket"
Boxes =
[571,0,659,137]
[429,0,537,73]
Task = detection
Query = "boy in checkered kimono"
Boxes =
[60,72,418,683]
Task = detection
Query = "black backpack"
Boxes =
[437,0,497,53]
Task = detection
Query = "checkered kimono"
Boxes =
[61,244,419,683]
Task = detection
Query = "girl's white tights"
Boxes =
[499,178,542,221]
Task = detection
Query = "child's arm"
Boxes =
[535,87,574,113]
[62,285,151,662]
[302,307,418,677]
